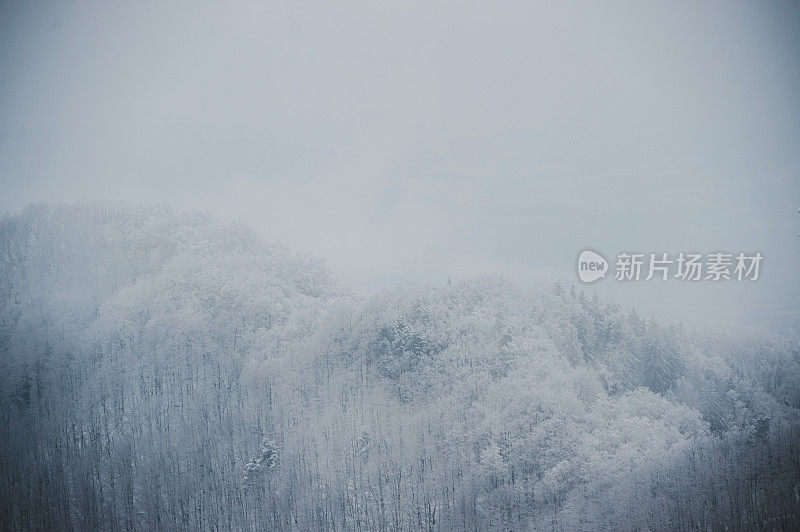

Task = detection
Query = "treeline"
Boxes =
[0,202,798,530]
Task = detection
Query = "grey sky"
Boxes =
[1,1,799,329]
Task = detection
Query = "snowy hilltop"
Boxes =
[1,202,799,530]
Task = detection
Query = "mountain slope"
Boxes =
[0,202,798,530]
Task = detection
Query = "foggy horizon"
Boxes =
[2,1,799,331]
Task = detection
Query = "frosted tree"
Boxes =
[243,438,279,482]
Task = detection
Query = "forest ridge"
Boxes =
[1,202,799,530]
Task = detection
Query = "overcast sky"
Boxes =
[2,1,799,330]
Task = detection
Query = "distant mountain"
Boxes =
[1,202,798,530]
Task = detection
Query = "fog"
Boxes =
[2,0,799,329]
[3,4,800,529]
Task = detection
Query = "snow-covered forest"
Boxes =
[1,202,799,530]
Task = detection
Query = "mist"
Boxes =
[2,4,800,529]
[2,1,799,328]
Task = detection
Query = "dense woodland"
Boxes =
[1,202,799,530]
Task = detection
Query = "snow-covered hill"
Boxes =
[1,202,798,530]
